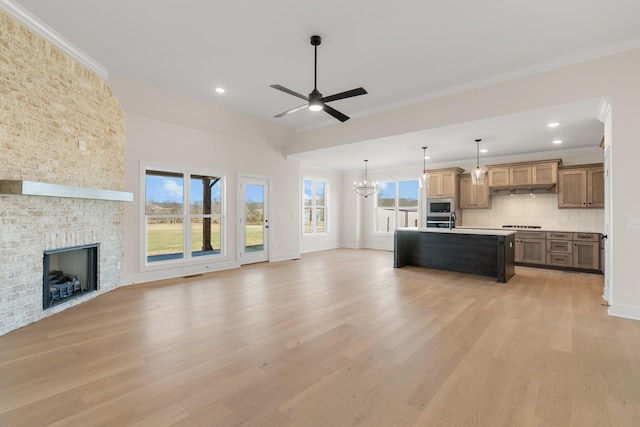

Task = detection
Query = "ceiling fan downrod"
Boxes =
[311,35,321,91]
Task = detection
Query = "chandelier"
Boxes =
[353,160,378,198]
[419,146,430,188]
[471,138,486,185]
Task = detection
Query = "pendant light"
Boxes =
[471,138,486,185]
[419,146,430,188]
[353,160,378,198]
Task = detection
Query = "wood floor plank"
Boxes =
[0,248,638,426]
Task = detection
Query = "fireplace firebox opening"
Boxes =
[43,244,99,309]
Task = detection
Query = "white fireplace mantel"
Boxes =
[0,180,133,202]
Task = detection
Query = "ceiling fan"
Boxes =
[270,35,367,122]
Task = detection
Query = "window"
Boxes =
[144,167,224,264]
[303,178,327,234]
[375,180,419,233]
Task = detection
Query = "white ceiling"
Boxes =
[7,0,640,170]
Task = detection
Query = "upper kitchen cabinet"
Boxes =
[488,167,510,187]
[459,173,490,209]
[488,160,560,188]
[558,164,604,208]
[427,167,464,199]
[509,164,532,186]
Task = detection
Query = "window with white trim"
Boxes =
[375,180,419,233]
[303,178,327,235]
[144,167,225,264]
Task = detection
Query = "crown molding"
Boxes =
[0,0,107,79]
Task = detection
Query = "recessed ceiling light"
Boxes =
[547,122,560,128]
[480,149,488,153]
[424,155,431,160]
[553,139,563,144]
[215,87,226,94]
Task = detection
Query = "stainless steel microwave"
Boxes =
[427,198,454,215]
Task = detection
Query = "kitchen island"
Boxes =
[394,227,516,283]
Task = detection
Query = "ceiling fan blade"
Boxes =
[270,84,309,101]
[321,87,367,103]
[274,104,308,118]
[323,104,350,122]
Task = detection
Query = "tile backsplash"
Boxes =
[461,193,604,232]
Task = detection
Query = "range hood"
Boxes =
[490,184,557,196]
[0,180,133,202]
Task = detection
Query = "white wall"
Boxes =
[288,48,640,320]
[108,76,301,284]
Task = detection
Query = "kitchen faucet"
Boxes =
[449,211,456,230]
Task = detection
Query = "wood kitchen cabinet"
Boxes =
[488,167,510,187]
[532,162,558,185]
[572,233,600,270]
[459,173,490,209]
[558,164,604,208]
[510,165,532,186]
[426,167,464,198]
[546,232,573,267]
[587,167,605,207]
[488,160,560,188]
[515,231,546,264]
[525,231,602,271]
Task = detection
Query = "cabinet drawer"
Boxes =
[516,231,545,239]
[572,232,600,241]
[547,253,573,267]
[546,232,571,240]
[546,240,572,253]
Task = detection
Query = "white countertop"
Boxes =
[456,226,603,234]
[397,227,517,236]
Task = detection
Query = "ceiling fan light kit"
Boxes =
[271,35,367,122]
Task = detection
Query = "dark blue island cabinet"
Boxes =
[394,228,516,283]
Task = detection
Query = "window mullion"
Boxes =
[311,181,316,233]
[184,174,191,260]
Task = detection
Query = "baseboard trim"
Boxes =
[300,243,340,254]
[608,303,640,321]
[270,252,301,262]
[124,260,240,285]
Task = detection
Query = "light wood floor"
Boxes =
[1,249,639,426]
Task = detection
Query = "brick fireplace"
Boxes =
[0,10,128,335]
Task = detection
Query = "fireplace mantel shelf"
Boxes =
[0,180,133,202]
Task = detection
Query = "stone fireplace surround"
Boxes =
[0,10,128,335]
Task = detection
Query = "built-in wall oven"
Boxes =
[426,216,454,228]
[426,198,455,228]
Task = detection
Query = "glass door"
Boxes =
[240,176,269,264]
